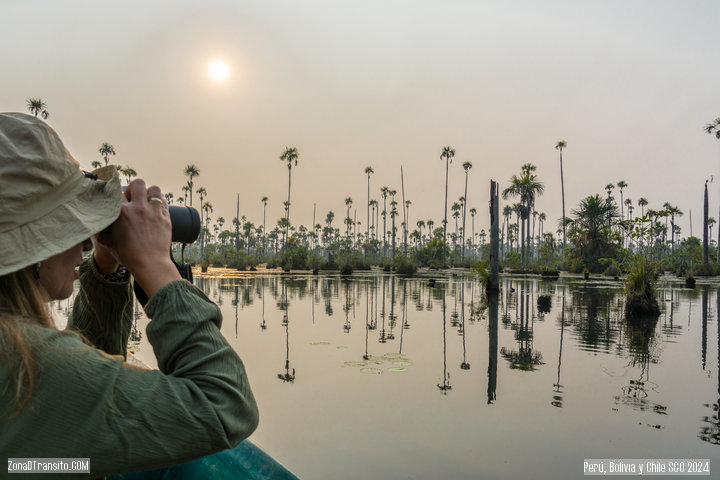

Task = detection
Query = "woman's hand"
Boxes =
[107,179,181,298]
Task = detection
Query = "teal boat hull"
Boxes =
[109,441,299,480]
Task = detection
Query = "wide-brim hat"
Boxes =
[0,112,122,276]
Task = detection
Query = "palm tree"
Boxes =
[637,197,648,247]
[665,204,683,250]
[461,161,472,260]
[98,143,116,166]
[164,192,174,205]
[503,166,544,269]
[705,117,720,139]
[381,187,390,255]
[345,197,353,241]
[181,184,190,204]
[26,98,49,119]
[416,220,425,246]
[261,196,269,253]
[617,180,628,220]
[502,205,512,256]
[404,200,411,250]
[196,186,207,224]
[451,202,461,238]
[470,207,477,253]
[605,183,614,199]
[122,166,137,185]
[538,212,546,240]
[556,141,567,258]
[364,166,374,241]
[91,160,102,169]
[280,147,299,244]
[567,194,619,267]
[440,146,455,265]
[183,165,199,206]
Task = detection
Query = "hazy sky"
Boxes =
[2,0,719,238]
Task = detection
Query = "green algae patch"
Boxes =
[360,368,383,374]
[344,361,368,367]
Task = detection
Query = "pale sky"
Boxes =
[2,0,719,238]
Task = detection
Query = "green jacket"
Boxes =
[0,258,258,478]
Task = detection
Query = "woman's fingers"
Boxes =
[125,179,148,202]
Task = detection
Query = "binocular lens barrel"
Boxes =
[169,206,201,244]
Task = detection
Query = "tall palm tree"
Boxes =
[196,186,207,224]
[637,197,648,247]
[451,202,461,237]
[502,205,512,256]
[183,164,199,206]
[181,184,190,204]
[665,204,683,251]
[440,146,455,265]
[99,143,116,166]
[26,98,49,119]
[416,220,425,246]
[617,180,628,220]
[261,196,269,253]
[345,197,353,241]
[461,161,472,260]
[556,141,567,258]
[503,166,544,269]
[470,207,477,252]
[365,166,374,241]
[404,200,411,249]
[381,187,390,255]
[280,147,299,243]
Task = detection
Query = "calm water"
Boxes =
[63,270,720,479]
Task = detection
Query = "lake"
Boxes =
[63,269,720,479]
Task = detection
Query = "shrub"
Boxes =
[394,255,417,275]
[602,260,621,278]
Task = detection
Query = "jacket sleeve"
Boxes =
[68,256,133,358]
[1,280,259,478]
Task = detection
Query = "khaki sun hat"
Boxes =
[0,112,122,276]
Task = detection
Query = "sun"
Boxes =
[208,60,230,82]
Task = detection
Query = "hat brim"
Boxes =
[0,165,122,276]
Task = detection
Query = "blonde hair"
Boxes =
[0,266,53,415]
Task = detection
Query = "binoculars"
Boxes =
[134,205,201,306]
[168,205,202,244]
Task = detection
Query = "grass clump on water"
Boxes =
[624,255,660,316]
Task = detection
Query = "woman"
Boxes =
[0,113,258,477]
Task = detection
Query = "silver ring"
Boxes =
[149,197,163,204]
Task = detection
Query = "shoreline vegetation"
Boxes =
[27,100,720,313]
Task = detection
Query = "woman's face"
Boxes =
[38,239,93,300]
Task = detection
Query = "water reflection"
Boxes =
[500,280,544,371]
[700,287,720,445]
[278,281,295,382]
[487,289,498,404]
[552,289,565,408]
[98,271,718,467]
